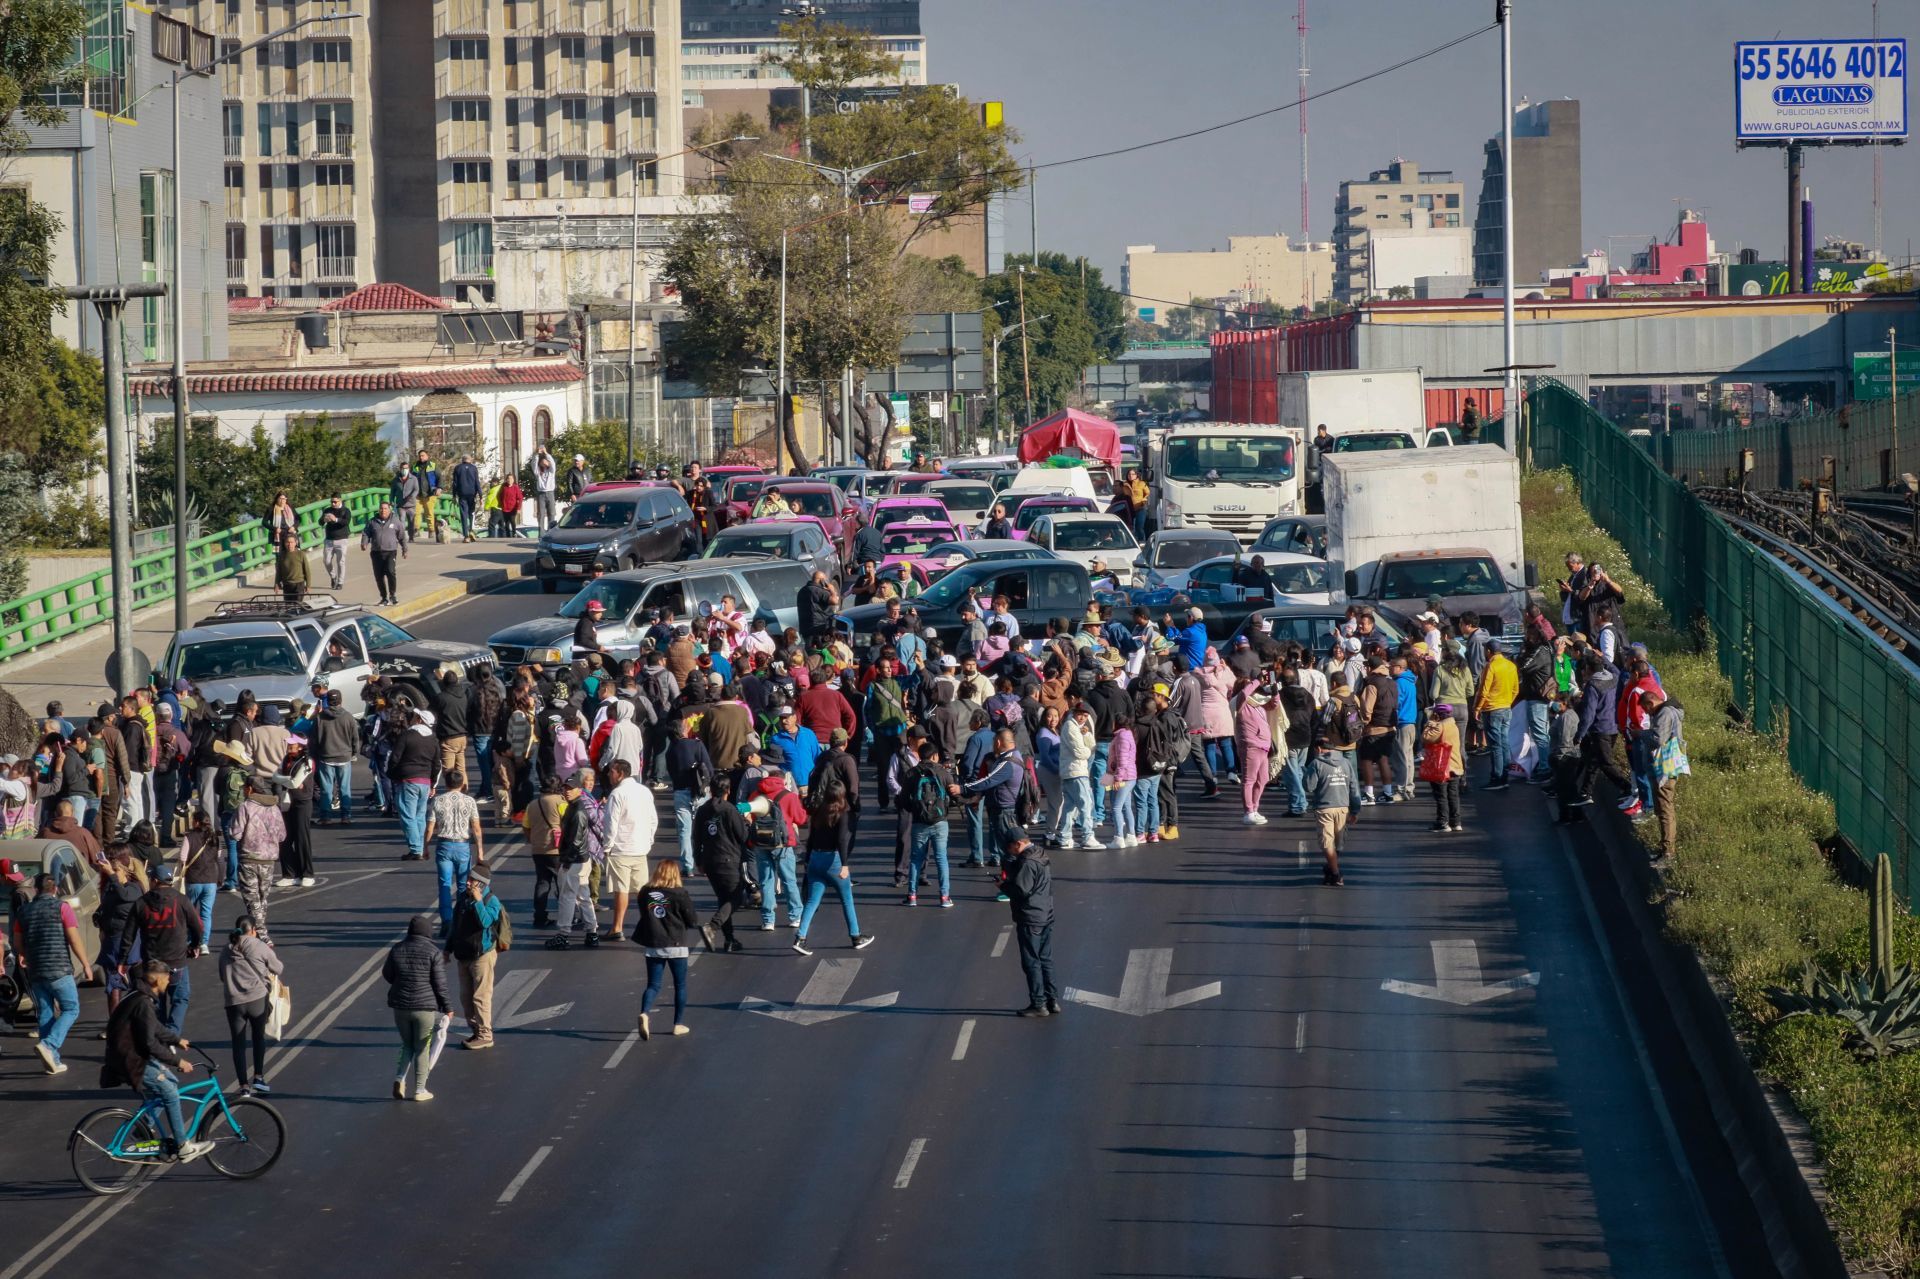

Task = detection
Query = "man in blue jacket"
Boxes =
[961,727,1025,866]
[959,713,998,866]
[1392,657,1421,801]
[768,705,822,792]
[451,454,482,543]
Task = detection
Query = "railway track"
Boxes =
[1694,487,1920,665]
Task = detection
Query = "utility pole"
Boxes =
[1029,165,1038,259]
[69,285,168,693]
[1298,0,1310,258]
[1017,266,1034,429]
[1786,142,1804,293]
[1497,0,1518,455]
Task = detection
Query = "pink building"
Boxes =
[1558,215,1713,299]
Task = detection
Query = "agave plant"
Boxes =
[1766,963,1920,1061]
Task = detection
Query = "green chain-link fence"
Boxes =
[1529,377,1919,908]
[1659,388,1920,492]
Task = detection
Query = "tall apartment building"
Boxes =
[162,0,678,304]
[1472,98,1582,287]
[18,1,228,361]
[1331,159,1465,305]
[681,0,923,143]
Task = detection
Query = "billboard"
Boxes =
[1727,260,1898,295]
[1735,39,1908,140]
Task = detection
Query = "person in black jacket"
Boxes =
[692,779,750,954]
[96,850,146,1016]
[797,570,839,644]
[632,862,700,1040]
[1001,837,1060,1018]
[118,862,204,1036]
[383,914,451,1100]
[101,961,212,1162]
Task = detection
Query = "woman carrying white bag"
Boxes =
[220,915,286,1097]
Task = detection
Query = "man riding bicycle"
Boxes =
[102,960,213,1163]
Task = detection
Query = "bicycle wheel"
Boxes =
[198,1097,285,1179]
[69,1107,161,1196]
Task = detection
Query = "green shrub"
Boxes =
[17,492,109,549]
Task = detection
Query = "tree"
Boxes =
[0,339,102,488]
[0,0,90,601]
[984,253,1126,428]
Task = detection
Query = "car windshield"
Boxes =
[822,472,856,491]
[1379,556,1506,598]
[727,477,771,503]
[1153,536,1240,569]
[559,579,654,618]
[931,483,993,511]
[1052,521,1133,551]
[560,499,635,530]
[913,567,987,610]
[1332,433,1417,453]
[176,636,305,680]
[707,531,792,559]
[1254,520,1327,556]
[1014,501,1083,532]
[892,476,937,494]
[1267,561,1331,594]
[1163,435,1296,483]
[883,529,944,556]
[775,489,837,518]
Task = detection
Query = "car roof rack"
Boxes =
[205,594,346,621]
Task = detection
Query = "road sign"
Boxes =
[1138,307,1156,323]
[1062,948,1221,1016]
[740,958,899,1025]
[1852,350,1920,400]
[1381,940,1539,1006]
[1735,39,1908,141]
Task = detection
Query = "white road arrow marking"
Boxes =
[739,958,899,1026]
[1062,948,1222,1016]
[493,968,575,1029]
[1381,940,1540,1006]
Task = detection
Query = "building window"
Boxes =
[533,407,552,444]
[453,161,492,186]
[449,38,488,61]
[311,40,349,66]
[453,221,493,278]
[560,35,586,60]
[632,158,656,196]
[560,96,587,121]
[315,102,353,153]
[225,224,246,281]
[139,171,175,360]
[451,98,489,122]
[316,223,355,277]
[1446,194,1460,208]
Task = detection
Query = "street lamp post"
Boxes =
[625,135,756,470]
[1497,0,1519,456]
[168,5,360,631]
[989,313,1047,450]
[66,286,168,692]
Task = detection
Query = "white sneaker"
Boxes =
[1081,837,1106,850]
[413,1089,435,1102]
[274,877,296,888]
[300,876,316,886]
[1058,836,1077,850]
[1249,811,1269,825]
[178,1139,214,1163]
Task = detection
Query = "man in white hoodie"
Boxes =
[600,699,644,777]
[1052,706,1102,850]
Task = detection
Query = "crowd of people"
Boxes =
[3,470,1687,1145]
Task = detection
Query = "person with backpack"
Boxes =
[117,861,204,1036]
[551,769,605,947]
[1303,741,1352,886]
[959,727,1027,865]
[1154,684,1190,842]
[1132,687,1171,843]
[692,778,750,952]
[746,762,808,931]
[808,728,860,865]
[1316,671,1365,823]
[444,863,506,1051]
[883,727,928,887]
[901,740,957,907]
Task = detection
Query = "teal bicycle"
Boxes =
[68,1045,286,1195]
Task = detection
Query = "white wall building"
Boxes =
[1367,226,1474,297]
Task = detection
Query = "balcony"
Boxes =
[441,119,494,157]
[440,186,493,219]
[315,255,357,280]
[437,61,492,96]
[550,62,590,93]
[225,186,247,221]
[309,186,354,220]
[306,63,353,98]
[505,179,546,201]
[503,0,539,32]
[545,0,607,34]
[223,134,243,157]
[226,258,247,283]
[450,254,494,280]
[221,63,244,97]
[552,119,594,154]
[507,123,547,154]
[613,0,653,32]
[623,123,656,154]
[312,127,354,157]
[435,0,490,37]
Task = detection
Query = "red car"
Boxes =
[754,481,857,555]
[714,474,777,531]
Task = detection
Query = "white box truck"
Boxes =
[1284,368,1452,503]
[1322,445,1537,646]
[1147,422,1304,545]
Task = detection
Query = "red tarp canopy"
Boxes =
[1017,409,1123,467]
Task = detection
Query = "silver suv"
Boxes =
[159,595,493,714]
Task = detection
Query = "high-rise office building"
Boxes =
[1472,98,1581,286]
[164,0,679,303]
[1331,159,1466,304]
[19,2,229,360]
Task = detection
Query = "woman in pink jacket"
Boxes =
[1106,716,1139,847]
[1235,683,1275,825]
[1196,648,1239,782]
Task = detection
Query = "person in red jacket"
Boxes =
[796,675,856,743]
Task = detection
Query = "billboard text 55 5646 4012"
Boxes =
[1735,39,1907,140]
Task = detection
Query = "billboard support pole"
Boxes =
[1787,141,1804,293]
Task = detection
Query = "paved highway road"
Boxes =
[0,582,1760,1278]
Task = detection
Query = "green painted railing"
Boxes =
[0,488,459,664]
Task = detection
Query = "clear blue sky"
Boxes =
[923,0,1919,280]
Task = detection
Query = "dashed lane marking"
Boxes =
[894,1138,928,1189]
[1293,1128,1308,1181]
[498,1145,553,1204]
[991,925,1011,958]
[951,1019,976,1061]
